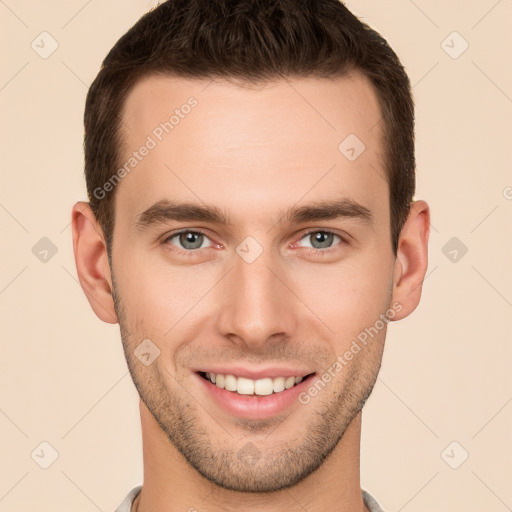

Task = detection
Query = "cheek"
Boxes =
[114,248,220,333]
[114,229,393,342]
[292,256,393,341]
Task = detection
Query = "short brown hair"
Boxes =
[84,0,415,256]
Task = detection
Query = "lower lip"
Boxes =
[195,372,316,420]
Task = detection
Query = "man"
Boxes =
[71,0,430,510]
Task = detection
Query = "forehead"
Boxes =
[116,73,387,226]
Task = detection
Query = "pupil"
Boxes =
[181,232,202,249]
[312,231,332,249]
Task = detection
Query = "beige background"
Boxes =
[1,1,511,510]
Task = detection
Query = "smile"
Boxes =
[199,371,316,397]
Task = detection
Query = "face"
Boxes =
[110,73,397,492]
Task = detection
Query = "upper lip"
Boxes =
[194,366,316,380]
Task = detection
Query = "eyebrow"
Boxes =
[135,197,373,230]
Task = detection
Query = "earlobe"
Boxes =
[71,201,118,324]
[390,200,430,321]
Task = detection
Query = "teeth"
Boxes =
[273,377,285,393]
[237,377,254,395]
[284,376,295,389]
[205,372,308,396]
[224,374,237,392]
[254,378,273,396]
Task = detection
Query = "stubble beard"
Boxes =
[111,273,386,493]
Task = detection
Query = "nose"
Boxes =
[215,244,298,351]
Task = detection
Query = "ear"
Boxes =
[390,200,430,321]
[71,201,118,324]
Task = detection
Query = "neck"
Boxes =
[134,400,368,512]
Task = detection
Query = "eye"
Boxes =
[164,230,213,251]
[296,230,344,251]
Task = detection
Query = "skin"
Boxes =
[72,72,429,512]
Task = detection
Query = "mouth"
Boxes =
[197,371,316,397]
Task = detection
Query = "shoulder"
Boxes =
[114,485,142,512]
[362,488,386,512]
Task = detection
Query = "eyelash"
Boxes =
[161,228,348,256]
